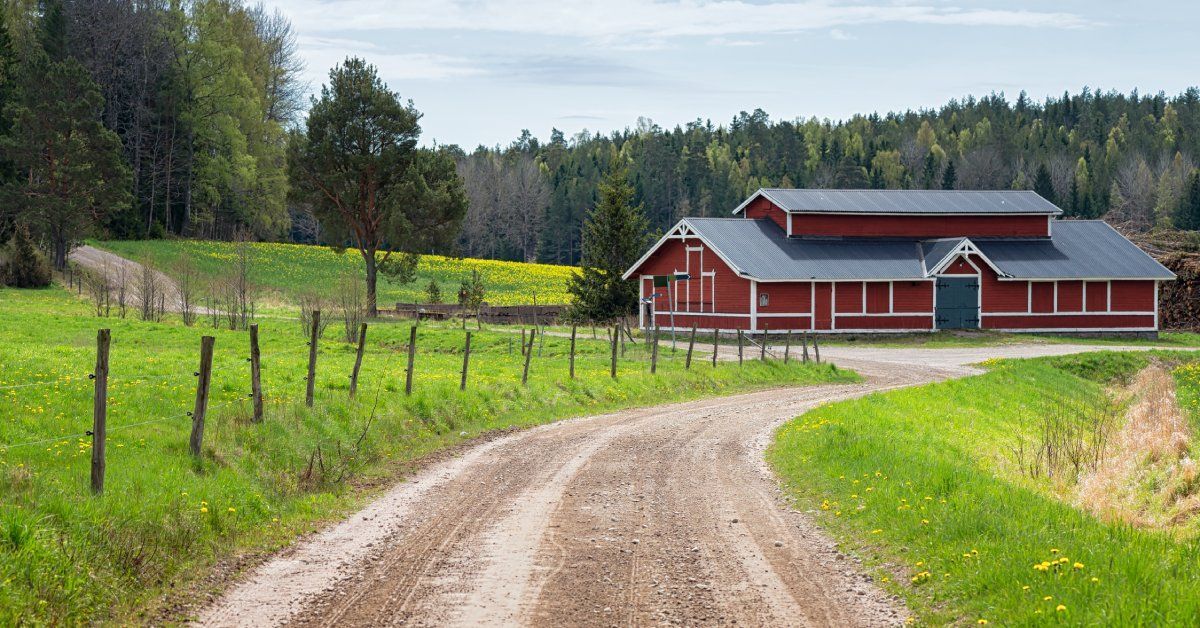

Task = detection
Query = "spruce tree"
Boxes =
[940,160,957,190]
[1177,170,1200,230]
[567,165,651,322]
[921,151,939,189]
[1033,163,1056,205]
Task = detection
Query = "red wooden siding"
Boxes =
[813,283,833,329]
[1057,281,1083,312]
[892,281,934,313]
[652,313,752,330]
[837,315,934,330]
[865,282,890,314]
[941,256,977,274]
[978,257,1027,313]
[790,213,1049,238]
[1030,282,1054,313]
[1085,281,1109,312]
[743,197,787,231]
[757,282,812,313]
[1111,280,1155,312]
[982,314,1154,330]
[834,282,864,313]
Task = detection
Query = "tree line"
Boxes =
[456,89,1200,265]
[0,0,302,269]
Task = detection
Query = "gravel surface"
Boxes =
[195,343,1168,627]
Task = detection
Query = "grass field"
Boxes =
[770,351,1200,625]
[0,285,855,624]
[94,239,577,306]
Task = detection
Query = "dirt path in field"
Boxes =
[196,343,1170,627]
[68,245,185,305]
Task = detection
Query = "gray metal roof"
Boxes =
[919,238,965,274]
[977,221,1175,280]
[736,188,1063,215]
[684,218,925,280]
[678,218,1173,281]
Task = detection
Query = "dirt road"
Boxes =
[196,344,1161,627]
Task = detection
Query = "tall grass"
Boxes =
[0,286,855,623]
[769,352,1200,625]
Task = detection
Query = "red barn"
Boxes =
[623,189,1175,334]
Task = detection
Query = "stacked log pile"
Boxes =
[1158,253,1200,330]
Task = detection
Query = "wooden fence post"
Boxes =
[249,324,263,422]
[569,325,577,379]
[685,325,696,369]
[91,329,110,494]
[813,334,821,363]
[711,328,719,367]
[305,310,320,407]
[349,323,367,399]
[460,331,472,391]
[737,330,744,365]
[783,330,791,364]
[405,325,417,395]
[522,328,535,385]
[609,324,619,379]
[802,332,810,363]
[189,335,215,459]
[760,324,768,361]
[508,335,513,355]
[650,324,659,374]
[520,328,527,356]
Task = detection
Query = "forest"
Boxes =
[3,1,1200,269]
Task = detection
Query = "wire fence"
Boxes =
[0,316,821,492]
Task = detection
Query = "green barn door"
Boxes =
[935,277,980,329]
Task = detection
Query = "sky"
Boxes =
[266,0,1200,149]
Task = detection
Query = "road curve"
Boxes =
[196,343,1160,627]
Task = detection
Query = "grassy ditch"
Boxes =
[0,286,856,624]
[769,350,1200,625]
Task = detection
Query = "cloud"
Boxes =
[708,36,763,47]
[829,28,855,40]
[298,36,483,83]
[274,0,1094,46]
[483,55,665,88]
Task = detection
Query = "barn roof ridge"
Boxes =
[629,217,1173,282]
[733,187,1064,216]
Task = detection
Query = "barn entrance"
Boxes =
[935,277,979,329]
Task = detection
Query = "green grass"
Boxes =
[94,239,577,306]
[769,351,1200,625]
[0,285,855,624]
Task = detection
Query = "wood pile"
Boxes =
[1158,253,1200,330]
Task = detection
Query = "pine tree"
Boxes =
[1033,163,1056,205]
[567,164,651,322]
[941,160,957,190]
[2,55,131,269]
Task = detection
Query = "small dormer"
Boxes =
[733,189,1059,239]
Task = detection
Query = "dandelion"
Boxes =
[977,620,988,625]
[1091,577,1100,583]
[227,507,236,513]
[200,507,208,513]
[1056,605,1067,612]
[1073,562,1084,570]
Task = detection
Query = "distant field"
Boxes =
[95,240,576,306]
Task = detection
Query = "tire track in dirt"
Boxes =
[197,344,1159,627]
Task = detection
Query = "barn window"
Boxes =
[759,293,769,308]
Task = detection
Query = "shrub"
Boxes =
[4,227,52,288]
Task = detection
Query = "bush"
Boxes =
[4,227,52,288]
